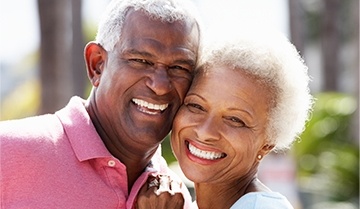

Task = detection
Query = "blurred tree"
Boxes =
[287,1,359,207]
[293,0,359,143]
[38,0,86,114]
[71,0,87,98]
[288,0,306,54]
[321,0,341,91]
[293,0,358,92]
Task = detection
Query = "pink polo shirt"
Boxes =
[0,96,191,209]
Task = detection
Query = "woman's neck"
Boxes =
[194,175,270,209]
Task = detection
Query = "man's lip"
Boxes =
[132,98,169,114]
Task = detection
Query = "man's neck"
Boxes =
[85,99,159,190]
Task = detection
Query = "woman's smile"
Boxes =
[185,140,226,162]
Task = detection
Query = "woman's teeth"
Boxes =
[188,143,225,160]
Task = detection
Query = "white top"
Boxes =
[192,192,294,209]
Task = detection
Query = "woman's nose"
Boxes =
[194,116,221,142]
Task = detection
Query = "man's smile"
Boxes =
[132,98,169,115]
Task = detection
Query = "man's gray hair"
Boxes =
[95,0,202,52]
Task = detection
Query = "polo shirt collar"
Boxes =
[55,96,112,162]
[56,96,164,175]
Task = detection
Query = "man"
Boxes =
[0,0,201,208]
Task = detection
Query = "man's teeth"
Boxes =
[132,99,168,111]
[188,143,224,160]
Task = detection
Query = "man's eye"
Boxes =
[130,59,152,65]
[170,65,189,71]
[168,65,192,79]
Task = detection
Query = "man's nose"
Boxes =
[146,65,172,96]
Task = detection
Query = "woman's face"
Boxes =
[171,66,273,184]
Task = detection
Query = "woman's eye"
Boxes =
[226,116,246,127]
[186,103,204,113]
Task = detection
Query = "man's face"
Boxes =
[92,10,200,149]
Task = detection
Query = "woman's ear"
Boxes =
[84,42,107,87]
[257,144,275,161]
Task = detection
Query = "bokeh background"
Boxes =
[1,0,359,208]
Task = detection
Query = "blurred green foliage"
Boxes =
[294,92,359,203]
[161,134,177,164]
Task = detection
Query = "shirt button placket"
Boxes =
[104,159,127,208]
[108,160,116,167]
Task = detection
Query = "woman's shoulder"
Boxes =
[230,192,294,209]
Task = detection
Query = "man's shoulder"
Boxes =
[0,113,62,142]
[0,96,87,143]
[0,113,71,161]
[0,114,75,175]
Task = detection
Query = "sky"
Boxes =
[0,0,109,63]
[0,0,288,66]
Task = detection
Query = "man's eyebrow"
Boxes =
[122,49,154,58]
[122,49,196,67]
[173,59,196,68]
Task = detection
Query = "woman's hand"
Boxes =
[136,174,185,209]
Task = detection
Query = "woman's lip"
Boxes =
[185,140,227,163]
[185,140,224,153]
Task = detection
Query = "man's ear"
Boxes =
[84,42,107,87]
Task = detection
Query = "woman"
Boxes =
[172,31,313,208]
[137,31,313,209]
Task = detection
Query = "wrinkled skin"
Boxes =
[136,176,184,209]
[84,9,200,190]
[171,66,275,208]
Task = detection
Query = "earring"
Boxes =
[257,154,262,160]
